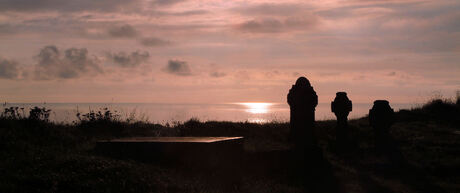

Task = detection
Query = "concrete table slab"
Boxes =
[99,136,243,143]
[95,136,244,165]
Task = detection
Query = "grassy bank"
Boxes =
[0,99,459,192]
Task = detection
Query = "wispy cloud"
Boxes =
[152,0,188,6]
[139,37,171,47]
[235,16,318,33]
[232,3,309,16]
[107,24,139,38]
[210,71,227,78]
[0,0,144,13]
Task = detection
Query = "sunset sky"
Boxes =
[0,0,459,104]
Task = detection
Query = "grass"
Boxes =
[0,99,459,192]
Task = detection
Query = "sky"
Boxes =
[0,0,459,104]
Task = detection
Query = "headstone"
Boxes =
[331,92,352,144]
[287,77,318,150]
[369,100,395,150]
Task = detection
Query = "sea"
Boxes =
[2,102,421,124]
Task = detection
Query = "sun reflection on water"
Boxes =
[238,102,273,114]
[247,118,269,123]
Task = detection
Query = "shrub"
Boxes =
[28,106,51,121]
[77,108,120,122]
[1,106,25,120]
[456,91,460,106]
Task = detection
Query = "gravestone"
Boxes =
[369,100,395,150]
[287,77,318,149]
[331,92,352,145]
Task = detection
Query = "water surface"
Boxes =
[3,102,421,124]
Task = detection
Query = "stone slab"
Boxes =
[98,136,243,143]
[95,136,244,165]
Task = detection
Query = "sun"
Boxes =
[238,102,273,114]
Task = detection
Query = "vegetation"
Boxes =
[0,99,459,192]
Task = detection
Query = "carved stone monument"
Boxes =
[287,77,318,150]
[369,100,395,150]
[331,92,352,144]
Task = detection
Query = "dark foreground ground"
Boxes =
[1,99,459,193]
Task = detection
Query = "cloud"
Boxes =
[317,1,421,19]
[234,70,250,80]
[139,37,170,47]
[232,3,318,34]
[0,24,16,35]
[235,16,317,33]
[237,19,283,33]
[233,3,306,16]
[166,10,208,16]
[153,0,187,6]
[0,0,195,17]
[34,45,102,79]
[209,71,226,78]
[165,60,192,76]
[107,51,150,68]
[0,57,19,79]
[387,71,396,76]
[311,1,460,53]
[108,24,139,38]
[0,0,143,13]
[208,63,226,78]
[151,9,209,17]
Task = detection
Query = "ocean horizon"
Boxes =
[2,102,422,124]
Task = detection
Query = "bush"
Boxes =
[28,106,51,122]
[77,108,120,122]
[1,106,51,122]
[1,106,25,119]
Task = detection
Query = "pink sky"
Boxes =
[0,0,459,104]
